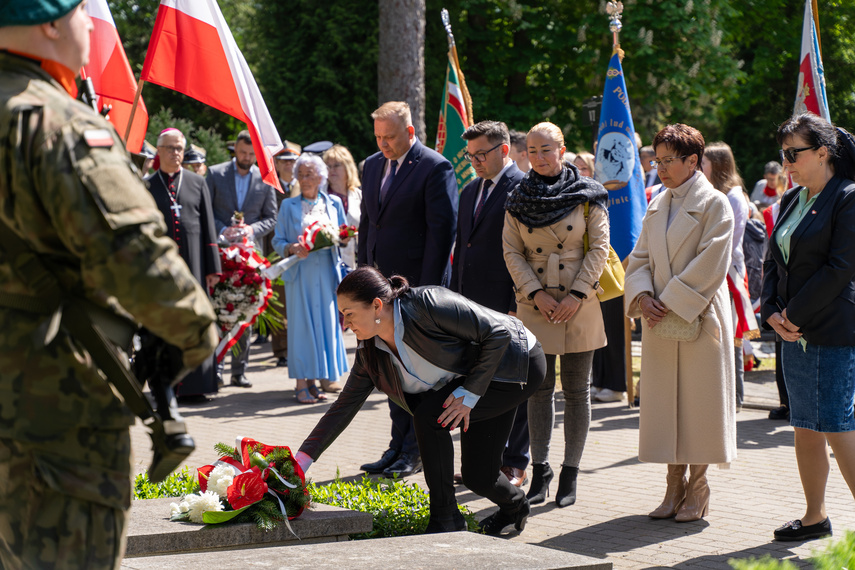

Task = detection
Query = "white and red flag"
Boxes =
[81,0,148,153]
[794,0,830,121]
[141,0,283,191]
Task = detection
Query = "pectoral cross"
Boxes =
[170,203,183,219]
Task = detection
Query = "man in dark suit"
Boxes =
[452,120,530,488]
[146,128,221,398]
[358,101,458,478]
[207,130,278,388]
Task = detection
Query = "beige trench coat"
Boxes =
[503,204,608,355]
[624,174,737,465]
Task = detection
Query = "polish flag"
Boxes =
[794,0,830,121]
[82,0,148,153]
[141,0,283,192]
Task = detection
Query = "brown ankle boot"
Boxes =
[675,464,709,522]
[649,464,687,519]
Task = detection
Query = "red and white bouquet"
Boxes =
[170,437,310,533]
[212,239,273,362]
[262,220,358,280]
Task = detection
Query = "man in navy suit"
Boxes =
[452,120,530,488]
[358,101,458,478]
[207,130,278,388]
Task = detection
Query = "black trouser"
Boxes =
[591,295,627,392]
[407,343,546,517]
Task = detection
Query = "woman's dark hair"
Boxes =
[336,266,410,306]
[652,124,705,170]
[776,112,848,177]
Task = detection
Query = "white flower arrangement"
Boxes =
[208,464,237,497]
[185,490,224,523]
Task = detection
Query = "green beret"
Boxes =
[0,0,83,27]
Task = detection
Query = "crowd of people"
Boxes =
[7,2,855,568]
[135,103,855,542]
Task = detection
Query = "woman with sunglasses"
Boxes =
[761,112,855,542]
[502,122,609,508]
[625,123,737,523]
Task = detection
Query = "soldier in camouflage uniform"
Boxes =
[0,1,219,568]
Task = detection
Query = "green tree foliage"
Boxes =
[108,0,855,185]
[254,0,380,161]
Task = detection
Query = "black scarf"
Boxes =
[505,163,609,228]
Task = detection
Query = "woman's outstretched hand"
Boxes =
[439,393,472,432]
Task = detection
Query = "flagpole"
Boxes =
[811,0,821,54]
[607,1,625,60]
[124,77,146,145]
[441,8,473,126]
[606,1,635,406]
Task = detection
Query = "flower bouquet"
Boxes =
[262,220,357,281]
[212,230,275,362]
[170,437,310,534]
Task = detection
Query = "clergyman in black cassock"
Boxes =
[145,130,221,396]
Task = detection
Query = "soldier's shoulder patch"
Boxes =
[83,129,114,148]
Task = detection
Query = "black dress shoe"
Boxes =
[230,374,252,388]
[276,356,288,367]
[478,499,530,536]
[774,518,832,541]
[360,448,399,474]
[424,510,466,534]
[768,405,790,420]
[252,334,269,346]
[383,452,422,478]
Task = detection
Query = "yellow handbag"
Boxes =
[582,202,626,302]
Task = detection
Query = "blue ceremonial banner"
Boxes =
[594,51,647,260]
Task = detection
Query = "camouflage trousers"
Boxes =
[0,427,132,570]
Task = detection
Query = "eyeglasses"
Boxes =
[650,156,687,168]
[464,142,502,163]
[158,145,185,154]
[779,145,818,164]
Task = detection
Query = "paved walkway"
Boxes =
[130,334,853,569]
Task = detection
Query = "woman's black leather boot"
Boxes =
[555,465,578,508]
[525,462,554,505]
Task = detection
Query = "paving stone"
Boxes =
[125,335,855,569]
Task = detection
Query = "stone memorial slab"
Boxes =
[122,530,612,569]
[125,498,373,557]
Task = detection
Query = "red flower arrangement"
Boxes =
[212,244,274,362]
[171,437,310,533]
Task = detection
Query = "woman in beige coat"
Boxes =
[503,122,609,508]
[624,124,737,523]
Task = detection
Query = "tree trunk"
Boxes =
[378,0,426,142]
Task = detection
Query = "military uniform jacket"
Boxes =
[0,52,217,443]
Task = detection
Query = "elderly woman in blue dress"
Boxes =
[272,154,350,404]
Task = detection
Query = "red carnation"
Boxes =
[249,295,257,303]
[243,275,254,286]
[226,302,235,312]
[227,467,268,510]
[253,275,263,284]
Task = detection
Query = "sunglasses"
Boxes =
[779,145,818,164]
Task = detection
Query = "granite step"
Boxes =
[122,530,612,569]
[125,498,373,557]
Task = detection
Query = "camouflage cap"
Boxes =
[0,0,83,27]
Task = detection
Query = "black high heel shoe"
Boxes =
[525,462,554,505]
[555,465,578,508]
[478,499,531,536]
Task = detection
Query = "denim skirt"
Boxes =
[781,341,855,432]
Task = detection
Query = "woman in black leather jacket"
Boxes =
[295,266,546,535]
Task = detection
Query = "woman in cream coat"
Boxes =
[624,124,737,523]
[504,122,609,508]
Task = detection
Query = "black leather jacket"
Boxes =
[299,286,531,460]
